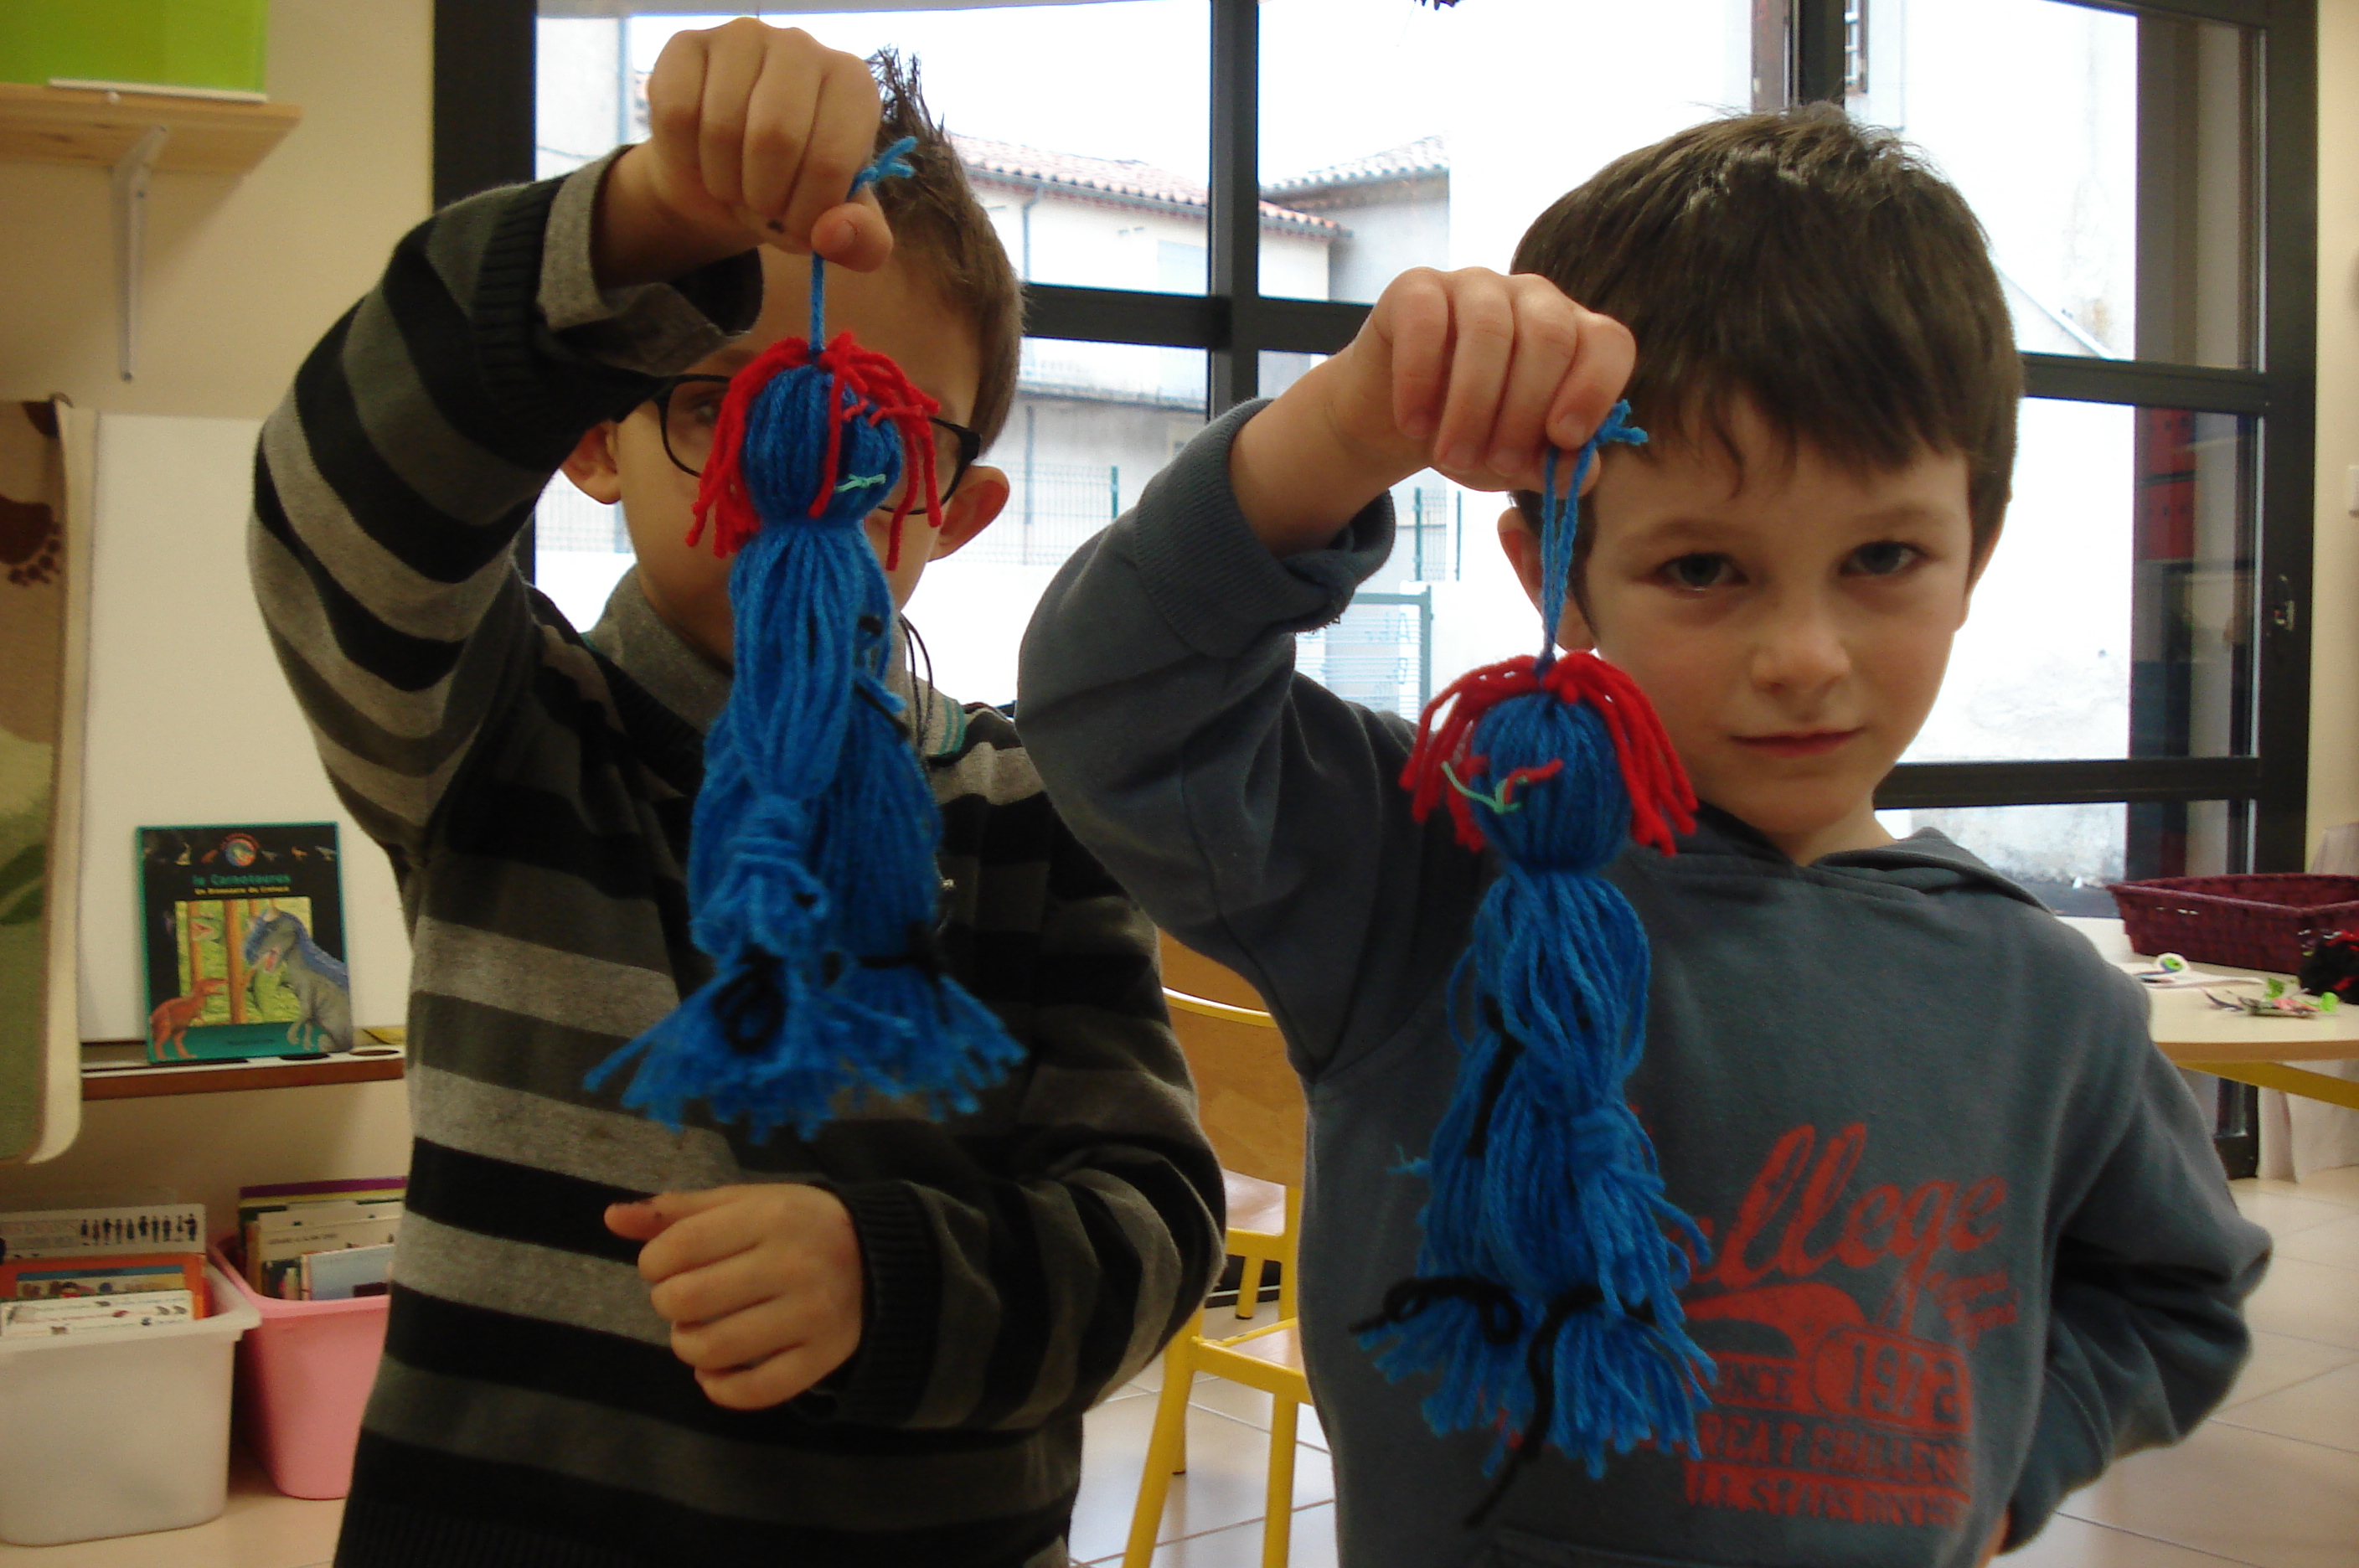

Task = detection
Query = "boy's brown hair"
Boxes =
[1514,105,2018,565]
[869,50,1022,452]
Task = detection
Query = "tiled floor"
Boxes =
[4,1171,2354,1567]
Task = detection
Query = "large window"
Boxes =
[502,0,2314,911]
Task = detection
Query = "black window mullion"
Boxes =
[2253,0,2316,869]
[1207,0,1258,413]
[1879,757,2261,810]
[1792,0,1851,102]
[2042,0,2271,28]
[2021,353,2270,414]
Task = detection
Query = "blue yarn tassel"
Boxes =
[588,140,1025,1140]
[1360,405,1716,1523]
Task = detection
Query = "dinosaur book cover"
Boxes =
[137,823,349,1064]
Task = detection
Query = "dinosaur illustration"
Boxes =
[148,977,228,1060]
[242,909,353,1052]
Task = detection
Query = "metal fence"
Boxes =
[963,462,1123,567]
[1298,589,1432,722]
[534,477,629,554]
[1403,487,1459,583]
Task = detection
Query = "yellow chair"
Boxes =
[1126,936,1311,1568]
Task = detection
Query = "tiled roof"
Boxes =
[1264,136,1449,197]
[951,134,1340,238]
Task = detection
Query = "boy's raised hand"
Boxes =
[605,1184,865,1411]
[594,18,891,289]
[1231,267,1635,557]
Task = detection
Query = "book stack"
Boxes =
[0,1203,211,1337]
[237,1179,402,1301]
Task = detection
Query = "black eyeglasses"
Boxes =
[648,374,982,506]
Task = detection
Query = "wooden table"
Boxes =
[2062,918,2359,1113]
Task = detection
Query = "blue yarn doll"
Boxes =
[1355,405,1717,1524]
[589,139,1024,1140]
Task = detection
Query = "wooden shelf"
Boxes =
[80,1030,405,1101]
[0,80,300,173]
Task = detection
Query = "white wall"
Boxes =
[0,0,430,1189]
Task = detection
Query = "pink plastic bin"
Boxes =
[208,1239,389,1499]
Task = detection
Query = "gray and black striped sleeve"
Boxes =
[248,159,756,856]
[816,722,1227,1431]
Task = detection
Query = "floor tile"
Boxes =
[2006,1513,2259,1568]
[2232,1183,2359,1237]
[2213,1360,2359,1454]
[1094,1503,1338,1568]
[2059,1420,2359,1568]
[2274,1215,2359,1271]
[0,1450,342,1568]
[2218,1330,2359,1410]
[1073,1390,1334,1566]
[2241,1256,2359,1352]
[2284,1167,2359,1205]
[1177,1375,1328,1451]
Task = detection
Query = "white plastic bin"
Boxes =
[0,1262,261,1545]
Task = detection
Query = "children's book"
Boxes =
[0,1203,206,1260]
[3,1289,196,1336]
[0,1252,208,1312]
[237,1178,404,1297]
[137,823,351,1064]
[301,1242,393,1301]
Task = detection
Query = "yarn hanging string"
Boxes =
[588,137,1023,1140]
[1355,402,1716,1525]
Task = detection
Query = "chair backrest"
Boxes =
[1159,931,1305,1190]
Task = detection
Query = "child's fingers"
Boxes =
[1376,268,1451,443]
[627,1190,767,1281]
[1543,307,1636,456]
[695,1344,834,1410]
[669,1295,819,1372]
[1431,271,1517,474]
[735,28,826,225]
[809,194,894,271]
[694,22,768,211]
[642,31,714,201]
[601,1199,670,1243]
[777,47,882,261]
[646,1249,774,1328]
[1484,279,1587,483]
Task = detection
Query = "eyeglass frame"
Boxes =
[647,373,982,505]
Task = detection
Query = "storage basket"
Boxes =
[2107,874,2359,974]
[0,1261,260,1545]
[209,1238,387,1499]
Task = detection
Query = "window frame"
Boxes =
[466,0,2317,870]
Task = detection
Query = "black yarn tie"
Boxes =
[1351,1276,1525,1345]
[714,952,784,1055]
[857,920,949,982]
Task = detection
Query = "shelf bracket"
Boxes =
[111,124,169,382]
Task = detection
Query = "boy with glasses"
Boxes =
[250,23,1221,1568]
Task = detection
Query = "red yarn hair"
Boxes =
[684,331,944,570]
[1400,652,1697,858]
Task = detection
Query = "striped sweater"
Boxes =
[250,161,1223,1568]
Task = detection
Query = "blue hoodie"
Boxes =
[1019,404,2272,1568]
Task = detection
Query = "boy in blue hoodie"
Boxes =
[1019,107,2270,1568]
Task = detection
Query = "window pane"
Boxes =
[1873,800,2242,915]
[1904,400,2253,765]
[907,341,1209,706]
[1854,0,2256,369]
[536,7,1212,294]
[1257,0,1751,303]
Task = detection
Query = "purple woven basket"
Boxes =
[2108,874,2359,973]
